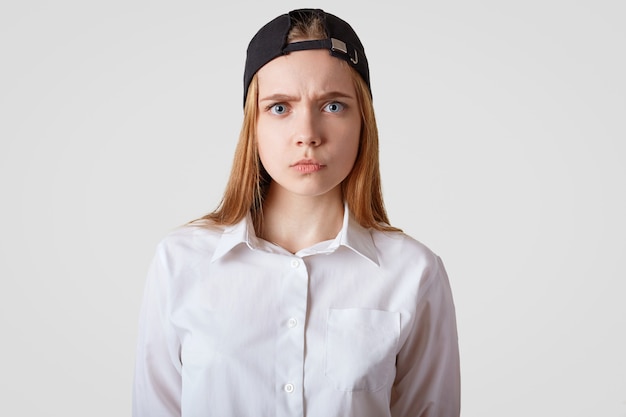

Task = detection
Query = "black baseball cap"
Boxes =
[243,8,370,106]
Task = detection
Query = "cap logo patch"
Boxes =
[331,38,358,65]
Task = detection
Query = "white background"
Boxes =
[1,1,624,416]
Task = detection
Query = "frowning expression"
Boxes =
[256,49,361,199]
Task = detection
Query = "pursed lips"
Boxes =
[291,159,325,173]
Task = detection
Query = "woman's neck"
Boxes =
[259,185,344,254]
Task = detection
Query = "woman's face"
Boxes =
[256,49,361,200]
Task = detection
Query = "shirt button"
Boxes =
[287,318,298,328]
[290,259,300,268]
[284,383,295,393]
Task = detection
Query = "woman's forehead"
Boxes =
[256,50,354,97]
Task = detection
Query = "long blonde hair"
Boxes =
[201,14,400,233]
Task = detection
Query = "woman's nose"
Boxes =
[295,110,321,147]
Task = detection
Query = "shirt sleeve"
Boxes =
[132,245,182,417]
[390,256,461,417]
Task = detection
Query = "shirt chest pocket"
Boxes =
[325,308,400,392]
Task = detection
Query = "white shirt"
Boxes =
[133,208,460,417]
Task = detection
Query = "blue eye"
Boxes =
[270,104,287,115]
[324,102,344,113]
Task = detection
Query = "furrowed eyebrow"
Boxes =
[258,91,355,103]
[258,94,297,103]
[318,91,355,101]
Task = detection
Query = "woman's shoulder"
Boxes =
[369,228,449,296]
[154,218,228,260]
[370,227,442,269]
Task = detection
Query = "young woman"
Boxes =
[133,8,460,417]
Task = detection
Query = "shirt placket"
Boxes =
[275,255,308,417]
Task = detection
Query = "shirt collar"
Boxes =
[325,203,380,266]
[209,214,256,262]
[211,203,379,266]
